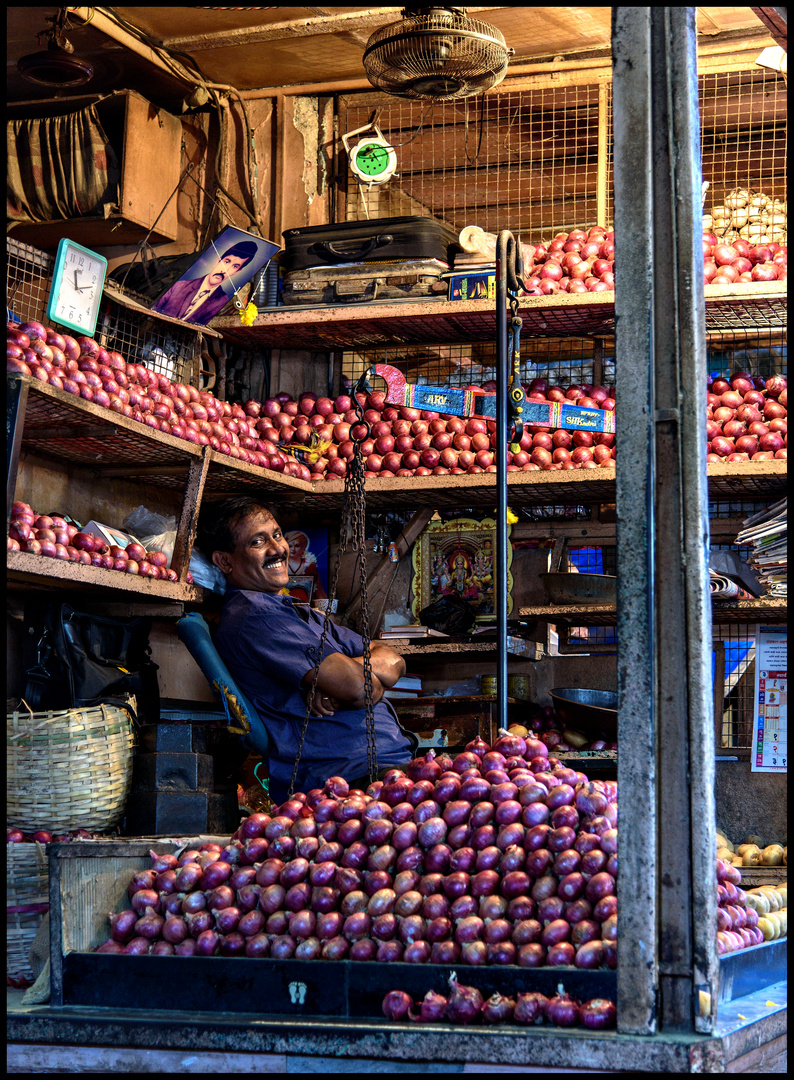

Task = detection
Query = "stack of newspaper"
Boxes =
[734,497,787,598]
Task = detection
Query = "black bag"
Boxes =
[281,215,461,273]
[109,243,199,302]
[22,602,160,724]
[418,594,476,636]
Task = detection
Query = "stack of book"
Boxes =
[734,498,787,598]
[384,673,424,701]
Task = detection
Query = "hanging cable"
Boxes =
[464,91,486,164]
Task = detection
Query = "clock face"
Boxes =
[47,239,108,336]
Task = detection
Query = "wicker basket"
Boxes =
[6,841,49,983]
[7,702,136,833]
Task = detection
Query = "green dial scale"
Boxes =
[342,124,398,186]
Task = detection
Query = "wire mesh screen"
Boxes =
[339,81,612,240]
[715,622,758,755]
[6,237,208,389]
[700,67,787,243]
[342,337,614,394]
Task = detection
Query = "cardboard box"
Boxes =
[447,270,496,301]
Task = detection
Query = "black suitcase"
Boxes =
[281,215,461,273]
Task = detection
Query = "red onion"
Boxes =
[454,915,484,944]
[321,935,348,960]
[460,940,488,965]
[124,936,151,955]
[406,780,435,807]
[185,911,212,937]
[162,915,188,944]
[517,942,546,967]
[200,860,232,890]
[547,992,580,1027]
[525,825,552,852]
[316,841,343,864]
[514,992,549,1025]
[135,906,164,940]
[176,938,198,956]
[372,913,398,941]
[538,895,565,923]
[571,918,601,946]
[341,890,368,916]
[507,895,535,920]
[511,919,542,946]
[266,912,289,935]
[271,934,297,959]
[150,850,179,873]
[131,889,160,916]
[175,863,202,892]
[214,906,241,934]
[109,909,137,943]
[575,939,606,968]
[129,869,157,895]
[580,998,617,1030]
[383,990,413,1020]
[349,938,377,962]
[445,974,483,1023]
[238,909,266,937]
[414,989,449,1022]
[546,941,576,966]
[413,799,441,824]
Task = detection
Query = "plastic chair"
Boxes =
[176,612,269,755]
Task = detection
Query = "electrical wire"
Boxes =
[96,8,264,235]
[464,91,486,164]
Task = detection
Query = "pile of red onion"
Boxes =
[513,227,786,296]
[96,736,618,969]
[515,706,617,755]
[6,321,305,479]
[716,858,760,953]
[702,235,786,286]
[246,384,616,480]
[7,826,108,843]
[6,500,189,581]
[7,317,786,482]
[705,372,786,463]
[383,973,616,1029]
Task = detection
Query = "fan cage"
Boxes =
[363,13,510,101]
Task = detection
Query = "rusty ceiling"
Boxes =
[7,6,780,109]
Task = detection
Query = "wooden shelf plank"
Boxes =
[213,283,786,350]
[389,640,544,659]
[518,597,787,624]
[283,460,787,511]
[6,549,205,603]
[12,378,786,510]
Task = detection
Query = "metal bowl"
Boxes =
[549,687,618,739]
[541,573,617,604]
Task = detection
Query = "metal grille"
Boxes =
[339,81,612,239]
[6,238,210,389]
[715,622,758,755]
[343,337,615,394]
[700,67,787,241]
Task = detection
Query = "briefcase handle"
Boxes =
[313,233,393,264]
[333,280,379,304]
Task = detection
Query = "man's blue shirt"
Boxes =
[214,587,416,801]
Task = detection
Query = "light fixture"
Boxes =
[17,9,94,88]
[755,45,787,75]
[362,6,513,102]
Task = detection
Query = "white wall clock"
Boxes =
[46,238,108,336]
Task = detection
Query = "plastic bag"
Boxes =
[419,593,476,635]
[123,505,227,594]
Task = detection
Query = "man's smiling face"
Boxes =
[212,510,290,592]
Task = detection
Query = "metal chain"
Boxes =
[287,409,377,796]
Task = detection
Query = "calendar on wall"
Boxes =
[751,624,787,773]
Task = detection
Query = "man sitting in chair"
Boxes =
[197,496,417,803]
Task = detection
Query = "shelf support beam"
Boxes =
[613,7,716,1036]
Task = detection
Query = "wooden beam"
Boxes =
[341,507,433,625]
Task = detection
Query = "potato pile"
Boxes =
[704,187,787,246]
[745,883,787,941]
[716,830,786,869]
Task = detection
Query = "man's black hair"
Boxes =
[220,240,259,269]
[197,495,279,556]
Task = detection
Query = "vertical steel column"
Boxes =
[495,232,512,735]
[613,7,716,1037]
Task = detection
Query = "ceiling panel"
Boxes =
[7,6,772,106]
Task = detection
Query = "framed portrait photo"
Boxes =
[412,516,512,625]
[151,225,279,326]
[287,574,315,605]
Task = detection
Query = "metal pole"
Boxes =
[495,231,512,735]
[613,7,716,1036]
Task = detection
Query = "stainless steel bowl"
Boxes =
[549,687,618,739]
[541,573,617,604]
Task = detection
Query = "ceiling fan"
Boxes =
[362,5,514,101]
